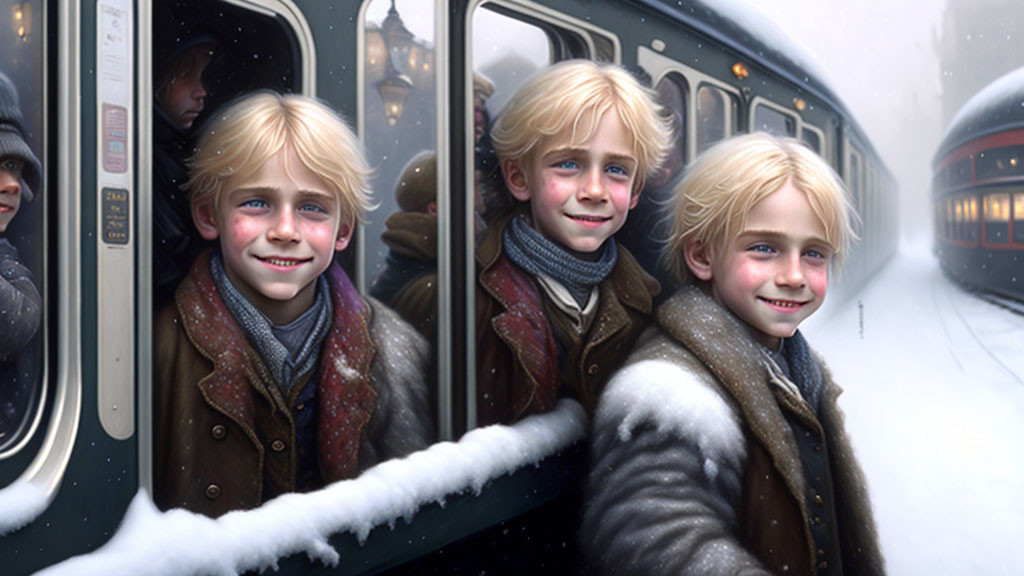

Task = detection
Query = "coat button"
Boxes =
[819,560,829,569]
[205,484,221,500]
[271,439,286,452]
[815,494,824,506]
[211,425,227,440]
[295,403,305,412]
[587,364,600,376]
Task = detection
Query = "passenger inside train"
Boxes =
[0,71,42,441]
[476,59,672,425]
[151,18,215,302]
[583,133,885,575]
[153,92,433,517]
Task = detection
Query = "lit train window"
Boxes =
[983,192,1010,244]
[1015,193,1024,244]
[975,145,1024,182]
[752,102,796,137]
[696,84,736,154]
[361,0,441,439]
[0,0,45,460]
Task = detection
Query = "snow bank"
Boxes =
[0,480,49,536]
[36,399,587,576]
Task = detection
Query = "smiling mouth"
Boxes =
[567,214,611,223]
[256,256,312,268]
[759,297,808,309]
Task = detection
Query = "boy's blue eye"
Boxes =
[804,249,829,260]
[750,243,775,254]
[239,198,268,209]
[553,159,579,170]
[606,164,630,177]
[299,202,329,214]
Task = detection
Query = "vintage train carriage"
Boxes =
[0,1,897,574]
[933,66,1024,301]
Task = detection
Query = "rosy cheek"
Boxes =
[806,267,829,299]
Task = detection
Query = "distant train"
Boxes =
[933,66,1024,302]
[0,0,897,574]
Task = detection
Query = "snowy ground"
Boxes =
[803,239,1024,576]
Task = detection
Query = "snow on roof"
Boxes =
[940,66,1024,156]
[34,400,586,576]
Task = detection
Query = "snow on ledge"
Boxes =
[36,399,587,576]
[0,480,49,536]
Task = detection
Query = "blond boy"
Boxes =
[583,133,884,575]
[154,92,432,517]
[476,59,672,425]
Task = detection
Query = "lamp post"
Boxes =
[375,0,414,126]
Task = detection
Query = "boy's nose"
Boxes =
[578,168,606,202]
[0,171,21,195]
[776,254,806,287]
[267,211,300,242]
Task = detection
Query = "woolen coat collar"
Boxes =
[175,249,378,483]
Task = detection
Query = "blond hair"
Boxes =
[185,92,374,223]
[665,132,858,283]
[490,60,672,196]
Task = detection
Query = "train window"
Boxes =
[801,125,823,154]
[696,84,736,154]
[752,102,796,137]
[361,0,441,438]
[974,145,1024,182]
[151,0,301,303]
[983,193,1010,244]
[0,0,45,459]
[472,5,554,116]
[653,73,687,184]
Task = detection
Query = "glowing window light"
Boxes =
[1015,193,1024,221]
[731,62,748,80]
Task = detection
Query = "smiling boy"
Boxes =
[476,60,672,425]
[154,93,433,517]
[582,133,884,575]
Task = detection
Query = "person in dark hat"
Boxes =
[0,71,43,442]
[152,34,215,303]
[370,150,439,342]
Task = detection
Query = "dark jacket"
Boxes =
[152,108,199,301]
[369,210,437,341]
[582,285,884,576]
[474,212,659,425]
[154,250,433,517]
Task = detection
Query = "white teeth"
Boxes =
[261,257,302,267]
[766,299,800,308]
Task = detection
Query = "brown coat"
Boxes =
[474,212,659,425]
[154,251,432,517]
[582,285,884,576]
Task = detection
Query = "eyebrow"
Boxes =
[231,186,334,199]
[738,229,832,247]
[542,147,637,165]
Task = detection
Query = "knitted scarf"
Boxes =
[502,214,617,307]
[211,252,332,396]
[773,330,824,414]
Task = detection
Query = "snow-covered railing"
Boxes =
[34,399,586,576]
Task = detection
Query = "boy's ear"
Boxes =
[628,192,640,210]
[684,240,714,282]
[502,158,531,202]
[193,200,221,241]
[334,214,355,252]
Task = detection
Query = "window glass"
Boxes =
[362,0,439,436]
[984,192,1010,244]
[696,84,734,154]
[974,145,1024,182]
[0,0,45,456]
[1014,192,1024,243]
[753,104,796,137]
[801,127,821,154]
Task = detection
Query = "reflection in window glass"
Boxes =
[753,104,796,137]
[363,0,440,436]
[696,85,733,154]
[0,0,45,456]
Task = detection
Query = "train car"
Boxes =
[0,1,898,574]
[933,66,1024,302]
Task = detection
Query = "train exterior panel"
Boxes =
[0,1,898,573]
[934,67,1024,302]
